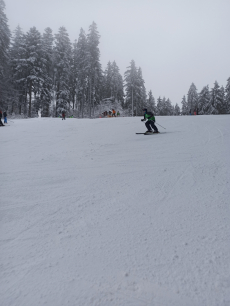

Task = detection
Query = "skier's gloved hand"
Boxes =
[141,119,145,122]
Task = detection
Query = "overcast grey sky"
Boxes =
[5,0,230,105]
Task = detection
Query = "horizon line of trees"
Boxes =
[0,0,229,118]
[181,80,230,115]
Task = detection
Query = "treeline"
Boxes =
[0,0,229,117]
[0,0,124,117]
[1,21,121,118]
[181,81,230,115]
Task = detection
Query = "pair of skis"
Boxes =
[136,131,161,135]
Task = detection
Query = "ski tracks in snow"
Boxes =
[1,116,230,306]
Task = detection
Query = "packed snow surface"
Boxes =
[1,115,230,306]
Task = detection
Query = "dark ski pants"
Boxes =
[145,120,158,132]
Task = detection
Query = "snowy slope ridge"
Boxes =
[1,116,230,306]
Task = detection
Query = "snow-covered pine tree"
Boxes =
[69,40,78,115]
[209,81,225,114]
[146,90,156,114]
[103,61,113,98]
[75,28,88,118]
[135,67,146,115]
[87,22,102,117]
[187,83,198,114]
[158,97,172,116]
[40,27,54,117]
[174,103,180,115]
[162,97,167,115]
[117,72,124,105]
[165,98,173,115]
[198,85,210,114]
[158,97,165,115]
[225,77,230,114]
[124,60,139,116]
[53,27,72,116]
[181,95,188,115]
[220,85,226,114]
[0,0,11,110]
[10,25,26,114]
[156,96,163,115]
[22,27,44,117]
[103,61,124,104]
[111,61,124,103]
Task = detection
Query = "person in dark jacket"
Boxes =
[141,108,159,133]
[0,110,5,126]
[62,111,66,120]
[3,111,7,124]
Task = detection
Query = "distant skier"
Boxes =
[117,111,120,117]
[3,111,7,124]
[141,108,159,133]
[0,110,4,126]
[62,111,66,120]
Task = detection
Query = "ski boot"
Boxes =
[144,130,154,135]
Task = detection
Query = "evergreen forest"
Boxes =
[0,0,229,117]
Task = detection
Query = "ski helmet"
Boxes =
[142,108,147,112]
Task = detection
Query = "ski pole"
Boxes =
[156,122,166,129]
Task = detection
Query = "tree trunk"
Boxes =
[72,93,75,110]
[56,83,59,117]
[28,81,32,117]
[89,78,91,118]
[132,87,133,117]
[82,88,85,118]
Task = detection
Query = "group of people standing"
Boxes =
[0,110,7,126]
[102,109,120,117]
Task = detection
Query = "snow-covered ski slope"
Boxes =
[1,115,230,306]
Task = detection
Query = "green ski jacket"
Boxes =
[144,112,155,121]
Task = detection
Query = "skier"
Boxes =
[3,111,7,124]
[62,111,66,120]
[112,109,116,117]
[141,108,159,134]
[0,110,4,126]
